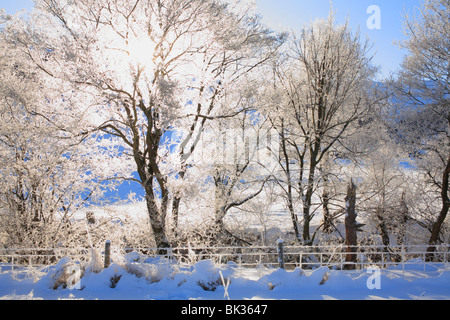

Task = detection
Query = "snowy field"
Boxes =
[1,202,449,301]
[1,254,449,301]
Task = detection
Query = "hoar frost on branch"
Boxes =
[2,0,448,253]
[0,12,132,248]
[261,12,381,244]
[11,0,284,248]
[390,0,450,255]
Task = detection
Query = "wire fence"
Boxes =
[1,242,449,273]
[0,247,92,272]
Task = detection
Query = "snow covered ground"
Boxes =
[1,254,449,301]
[1,200,449,302]
[1,201,449,301]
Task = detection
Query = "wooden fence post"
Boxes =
[277,238,285,269]
[104,240,111,268]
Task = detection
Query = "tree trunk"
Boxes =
[322,187,333,234]
[376,209,390,248]
[172,196,181,237]
[426,154,450,260]
[145,193,170,252]
[344,179,357,269]
[320,152,333,234]
[280,121,301,241]
[172,152,188,240]
[302,137,322,244]
[135,146,170,253]
[302,154,318,244]
[397,191,408,246]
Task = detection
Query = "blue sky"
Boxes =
[1,0,33,14]
[255,0,422,79]
[2,0,421,79]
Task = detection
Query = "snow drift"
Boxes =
[0,252,449,300]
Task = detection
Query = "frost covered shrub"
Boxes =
[85,249,103,274]
[52,208,155,249]
[121,252,180,283]
[187,260,235,292]
[175,218,259,249]
[193,260,224,291]
[48,257,83,290]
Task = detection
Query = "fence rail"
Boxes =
[0,247,92,272]
[1,243,449,272]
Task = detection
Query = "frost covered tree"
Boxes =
[390,0,449,254]
[168,4,284,238]
[12,0,283,249]
[266,13,379,244]
[207,110,274,244]
[172,73,280,246]
[0,12,129,248]
[356,144,410,248]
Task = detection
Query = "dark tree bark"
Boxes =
[376,209,390,248]
[320,154,333,234]
[344,180,357,269]
[280,120,301,242]
[396,191,409,246]
[426,154,450,260]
